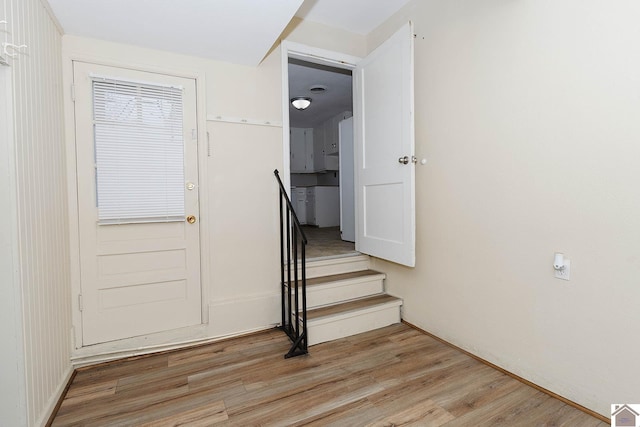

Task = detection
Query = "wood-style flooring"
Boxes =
[302,226,356,259]
[51,324,607,426]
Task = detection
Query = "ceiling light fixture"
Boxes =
[309,85,327,93]
[291,96,312,110]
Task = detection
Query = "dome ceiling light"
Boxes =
[291,96,312,110]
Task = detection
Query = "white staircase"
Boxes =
[287,254,402,346]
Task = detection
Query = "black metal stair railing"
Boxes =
[274,169,308,358]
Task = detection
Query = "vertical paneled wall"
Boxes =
[5,0,71,424]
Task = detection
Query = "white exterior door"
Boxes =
[73,62,202,345]
[354,22,415,267]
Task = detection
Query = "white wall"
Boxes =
[369,0,640,417]
[0,0,72,425]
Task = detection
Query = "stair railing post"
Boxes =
[279,192,285,330]
[293,229,299,342]
[286,208,292,334]
[274,170,308,358]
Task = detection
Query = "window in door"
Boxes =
[93,77,186,224]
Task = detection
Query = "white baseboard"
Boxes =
[37,365,74,427]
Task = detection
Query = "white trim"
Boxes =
[70,325,275,368]
[63,53,211,347]
[34,367,74,427]
[206,114,282,128]
[283,41,361,69]
[90,73,183,89]
[280,41,362,197]
[38,0,65,35]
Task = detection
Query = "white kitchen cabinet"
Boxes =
[291,186,339,228]
[306,187,316,225]
[290,128,314,173]
[292,188,307,224]
[314,186,340,227]
[313,130,325,172]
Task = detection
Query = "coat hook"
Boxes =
[2,43,28,58]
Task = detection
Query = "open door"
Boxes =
[354,22,415,267]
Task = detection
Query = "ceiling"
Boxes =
[295,0,412,35]
[47,0,412,66]
[47,0,411,125]
[48,0,303,66]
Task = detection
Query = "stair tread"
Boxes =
[287,269,384,287]
[307,294,401,321]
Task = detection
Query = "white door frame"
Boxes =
[63,54,210,349]
[280,41,361,199]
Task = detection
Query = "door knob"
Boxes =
[186,215,197,224]
[398,156,418,165]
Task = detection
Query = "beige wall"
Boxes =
[0,0,72,425]
[281,17,366,58]
[62,35,286,344]
[61,16,366,350]
[368,0,640,416]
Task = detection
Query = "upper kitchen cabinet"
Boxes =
[290,127,314,173]
[292,111,351,173]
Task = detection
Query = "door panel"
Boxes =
[73,62,202,345]
[354,22,415,267]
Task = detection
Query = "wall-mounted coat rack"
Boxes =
[0,19,29,66]
[0,20,7,65]
[3,42,28,58]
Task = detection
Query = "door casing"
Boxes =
[280,41,361,201]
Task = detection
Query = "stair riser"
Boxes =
[286,277,385,309]
[287,255,370,279]
[306,302,402,346]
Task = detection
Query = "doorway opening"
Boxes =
[287,58,357,259]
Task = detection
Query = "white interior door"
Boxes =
[339,117,355,242]
[73,62,202,345]
[354,22,415,267]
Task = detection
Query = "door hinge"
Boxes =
[70,84,76,102]
[78,294,83,311]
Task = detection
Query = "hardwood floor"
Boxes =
[51,324,607,426]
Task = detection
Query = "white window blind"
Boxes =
[92,77,185,224]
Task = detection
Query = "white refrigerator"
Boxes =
[339,117,355,242]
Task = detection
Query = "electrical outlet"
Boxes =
[554,259,571,281]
